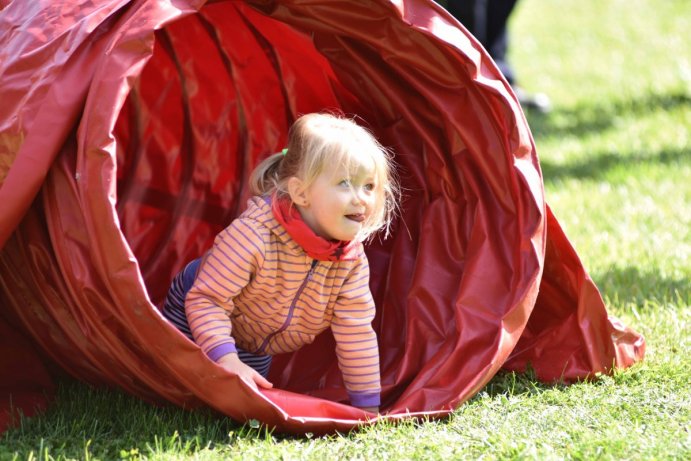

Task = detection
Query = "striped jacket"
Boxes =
[186,196,380,407]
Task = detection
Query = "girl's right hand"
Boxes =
[217,353,273,391]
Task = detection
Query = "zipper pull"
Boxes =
[308,259,318,278]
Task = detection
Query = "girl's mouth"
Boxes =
[346,214,365,223]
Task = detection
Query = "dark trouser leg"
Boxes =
[446,0,518,84]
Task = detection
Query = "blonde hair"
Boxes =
[250,113,398,241]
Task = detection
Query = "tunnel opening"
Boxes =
[0,0,642,434]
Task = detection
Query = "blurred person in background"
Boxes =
[446,0,552,113]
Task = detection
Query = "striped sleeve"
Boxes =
[331,254,381,408]
[185,218,265,362]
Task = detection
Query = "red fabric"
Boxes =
[0,0,644,434]
[272,195,360,261]
[0,316,54,431]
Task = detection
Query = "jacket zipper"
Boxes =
[256,259,318,354]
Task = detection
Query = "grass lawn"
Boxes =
[2,0,689,459]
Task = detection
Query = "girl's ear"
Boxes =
[287,177,309,207]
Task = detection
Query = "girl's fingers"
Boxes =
[240,374,259,391]
[253,372,273,389]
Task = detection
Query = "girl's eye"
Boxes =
[364,183,375,191]
[339,179,351,187]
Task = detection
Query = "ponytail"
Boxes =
[249,152,284,196]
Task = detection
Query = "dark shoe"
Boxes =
[512,86,552,114]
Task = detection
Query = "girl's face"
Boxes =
[297,154,378,242]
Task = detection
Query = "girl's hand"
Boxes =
[217,353,273,391]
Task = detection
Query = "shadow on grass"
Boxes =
[524,89,691,140]
[539,144,689,183]
[0,377,256,460]
[518,89,691,183]
[592,265,690,308]
[479,369,562,399]
[479,366,636,401]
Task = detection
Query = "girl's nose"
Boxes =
[351,187,365,204]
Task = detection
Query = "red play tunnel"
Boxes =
[0,0,644,434]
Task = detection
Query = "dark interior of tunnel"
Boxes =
[114,4,395,302]
[109,1,455,405]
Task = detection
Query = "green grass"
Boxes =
[2,0,690,459]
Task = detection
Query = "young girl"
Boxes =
[162,113,397,412]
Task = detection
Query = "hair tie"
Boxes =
[281,148,288,156]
